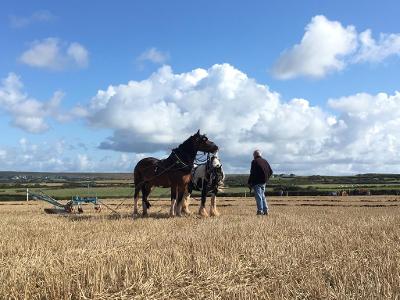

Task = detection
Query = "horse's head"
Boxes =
[209,155,225,188]
[193,130,218,153]
[210,155,221,168]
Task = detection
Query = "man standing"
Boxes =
[248,150,273,215]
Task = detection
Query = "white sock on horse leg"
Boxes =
[199,205,209,217]
[210,195,220,216]
[175,200,183,216]
[182,194,191,214]
[170,199,176,217]
[133,197,139,214]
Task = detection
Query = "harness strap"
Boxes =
[172,150,193,169]
[135,160,188,190]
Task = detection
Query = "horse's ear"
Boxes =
[196,129,200,135]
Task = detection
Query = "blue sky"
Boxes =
[1,1,400,174]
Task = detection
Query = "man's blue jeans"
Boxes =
[253,184,268,213]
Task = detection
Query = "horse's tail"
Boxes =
[133,166,152,207]
[133,167,142,199]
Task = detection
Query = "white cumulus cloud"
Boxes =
[0,73,58,133]
[19,38,89,70]
[84,64,400,174]
[0,73,82,133]
[355,29,400,63]
[272,15,357,79]
[325,92,400,171]
[86,64,334,172]
[272,15,400,79]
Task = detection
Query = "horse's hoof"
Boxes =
[199,207,209,217]
[181,209,191,216]
[210,208,220,217]
[142,213,148,218]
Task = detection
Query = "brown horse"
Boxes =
[133,130,218,217]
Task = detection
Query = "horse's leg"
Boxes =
[210,193,220,217]
[198,182,209,217]
[133,187,140,215]
[175,186,185,217]
[142,185,150,217]
[181,185,191,215]
[170,186,177,217]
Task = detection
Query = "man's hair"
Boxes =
[253,149,262,158]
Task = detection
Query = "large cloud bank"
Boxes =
[86,64,400,174]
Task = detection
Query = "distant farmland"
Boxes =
[1,172,400,201]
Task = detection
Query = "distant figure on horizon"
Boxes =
[248,150,273,216]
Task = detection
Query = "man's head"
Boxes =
[253,149,262,159]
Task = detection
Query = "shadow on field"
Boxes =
[61,210,173,222]
[62,215,94,221]
[60,213,127,222]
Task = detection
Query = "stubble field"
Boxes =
[1,196,400,299]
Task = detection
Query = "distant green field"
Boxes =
[1,187,163,199]
[297,184,400,191]
[2,172,400,201]
[0,185,250,200]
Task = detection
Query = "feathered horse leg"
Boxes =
[198,183,209,217]
[210,194,220,217]
[175,187,185,217]
[170,186,177,217]
[181,186,191,215]
[133,188,139,215]
[141,185,150,217]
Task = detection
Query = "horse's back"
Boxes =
[134,157,159,171]
[134,156,175,186]
[133,157,159,181]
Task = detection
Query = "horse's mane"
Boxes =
[157,134,197,170]
[172,135,196,165]
[174,135,194,151]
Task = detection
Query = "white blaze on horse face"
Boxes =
[211,157,221,168]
